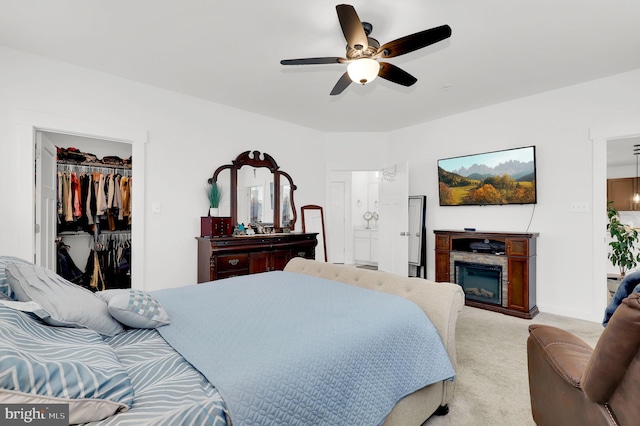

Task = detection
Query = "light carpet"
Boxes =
[424,306,604,426]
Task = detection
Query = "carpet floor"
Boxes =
[423,306,604,426]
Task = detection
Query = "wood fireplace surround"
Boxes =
[434,229,539,319]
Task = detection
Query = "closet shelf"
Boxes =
[57,159,131,169]
[58,230,131,237]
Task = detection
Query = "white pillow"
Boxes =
[0,298,49,319]
[6,262,124,337]
[0,256,32,300]
[97,289,171,329]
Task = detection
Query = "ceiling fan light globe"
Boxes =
[347,58,380,85]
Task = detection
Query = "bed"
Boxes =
[0,256,464,426]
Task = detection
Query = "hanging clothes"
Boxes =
[55,239,83,284]
[83,233,131,290]
[56,166,131,233]
[56,151,132,291]
[72,172,82,219]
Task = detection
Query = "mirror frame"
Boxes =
[209,150,297,231]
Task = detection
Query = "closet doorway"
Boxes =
[35,131,134,290]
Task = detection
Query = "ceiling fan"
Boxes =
[280,4,452,95]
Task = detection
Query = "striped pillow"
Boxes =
[0,305,134,424]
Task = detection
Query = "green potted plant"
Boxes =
[607,202,640,295]
[206,182,222,216]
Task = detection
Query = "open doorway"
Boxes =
[605,136,640,297]
[327,164,409,276]
[592,125,640,321]
[15,109,146,289]
[327,170,379,265]
[352,171,379,269]
[36,131,133,290]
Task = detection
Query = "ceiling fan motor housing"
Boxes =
[346,37,380,59]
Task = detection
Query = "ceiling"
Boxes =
[1,0,639,133]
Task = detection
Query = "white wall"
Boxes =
[392,68,640,322]
[0,46,332,290]
[2,44,640,321]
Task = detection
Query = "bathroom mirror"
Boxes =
[301,205,327,261]
[210,150,297,231]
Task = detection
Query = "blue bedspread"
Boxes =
[153,271,454,426]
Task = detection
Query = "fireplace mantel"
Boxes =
[434,229,538,319]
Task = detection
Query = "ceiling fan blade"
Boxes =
[280,57,347,65]
[377,25,452,58]
[378,62,417,87]
[336,4,368,50]
[330,72,352,96]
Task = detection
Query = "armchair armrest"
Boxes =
[527,324,593,387]
[527,324,614,425]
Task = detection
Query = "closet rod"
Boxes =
[56,162,132,176]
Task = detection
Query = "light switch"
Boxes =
[152,202,161,214]
[570,201,588,213]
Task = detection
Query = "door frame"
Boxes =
[591,123,640,321]
[15,109,147,289]
[326,170,353,264]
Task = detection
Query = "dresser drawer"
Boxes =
[290,247,312,258]
[217,269,249,280]
[217,254,249,272]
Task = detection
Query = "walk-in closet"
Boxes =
[37,131,133,291]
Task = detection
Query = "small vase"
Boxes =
[209,207,219,217]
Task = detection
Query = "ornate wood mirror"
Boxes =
[209,151,297,232]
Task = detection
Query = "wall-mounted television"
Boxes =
[438,146,537,206]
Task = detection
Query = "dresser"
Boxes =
[196,233,318,282]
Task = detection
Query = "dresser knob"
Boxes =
[228,258,239,266]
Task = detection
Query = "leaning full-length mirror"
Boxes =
[301,205,327,262]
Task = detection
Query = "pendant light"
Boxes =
[634,144,640,203]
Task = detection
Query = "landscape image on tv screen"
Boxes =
[438,146,536,206]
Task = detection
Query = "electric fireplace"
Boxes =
[454,261,502,306]
[434,229,538,319]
